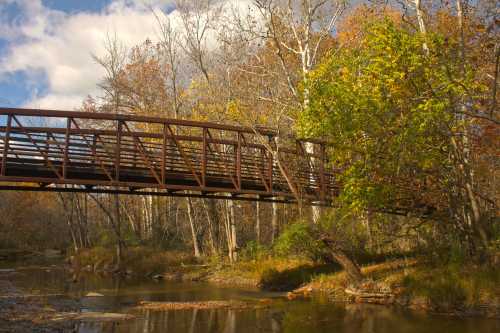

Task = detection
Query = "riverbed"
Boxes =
[0,260,498,333]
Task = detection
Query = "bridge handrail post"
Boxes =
[92,135,97,165]
[1,114,12,176]
[45,132,50,159]
[202,128,207,187]
[162,124,167,184]
[63,117,71,179]
[236,132,242,190]
[268,135,274,194]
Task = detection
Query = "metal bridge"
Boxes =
[0,107,338,205]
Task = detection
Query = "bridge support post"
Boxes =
[1,114,12,176]
[63,117,71,179]
[162,124,167,184]
[115,120,122,182]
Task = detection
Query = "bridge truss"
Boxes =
[0,108,339,205]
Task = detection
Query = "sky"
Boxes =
[0,0,176,110]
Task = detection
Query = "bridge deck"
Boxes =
[0,107,338,204]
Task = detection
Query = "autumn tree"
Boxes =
[300,16,497,258]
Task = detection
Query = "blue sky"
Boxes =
[1,1,110,107]
[40,0,113,13]
[0,0,174,109]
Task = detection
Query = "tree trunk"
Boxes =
[414,0,429,54]
[202,199,217,255]
[186,197,201,258]
[321,237,363,284]
[255,201,261,244]
[271,201,278,243]
[114,194,123,270]
[224,199,238,262]
[57,193,79,252]
[88,193,125,270]
[305,142,321,223]
[224,201,233,261]
[83,194,90,247]
[364,211,373,251]
[229,199,238,261]
[455,0,489,251]
[330,250,363,284]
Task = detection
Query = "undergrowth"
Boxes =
[72,246,197,275]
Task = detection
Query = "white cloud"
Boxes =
[0,0,258,110]
[0,0,175,110]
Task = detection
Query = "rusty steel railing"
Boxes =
[0,107,338,205]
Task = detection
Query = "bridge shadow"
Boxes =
[257,252,420,292]
[258,263,341,291]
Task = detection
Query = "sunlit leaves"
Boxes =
[299,19,484,213]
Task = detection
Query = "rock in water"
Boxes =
[75,312,134,321]
[85,292,105,297]
[43,249,62,258]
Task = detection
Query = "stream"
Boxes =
[0,260,498,333]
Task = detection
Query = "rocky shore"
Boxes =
[0,269,133,332]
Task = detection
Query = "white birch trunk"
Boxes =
[305,142,321,223]
[271,201,278,243]
[255,201,261,244]
[186,198,201,258]
[224,200,234,261]
[228,199,238,261]
[414,0,429,54]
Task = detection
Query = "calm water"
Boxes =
[2,262,499,333]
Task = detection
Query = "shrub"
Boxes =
[74,246,114,269]
[240,241,269,261]
[401,263,500,309]
[274,222,328,263]
[259,266,308,291]
[72,246,197,274]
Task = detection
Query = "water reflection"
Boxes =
[76,301,499,333]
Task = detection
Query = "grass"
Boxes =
[303,257,499,312]
[208,256,320,287]
[72,246,198,275]
[305,258,417,292]
[206,255,343,290]
[259,263,340,291]
[400,263,500,309]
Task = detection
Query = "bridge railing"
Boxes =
[0,107,337,204]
